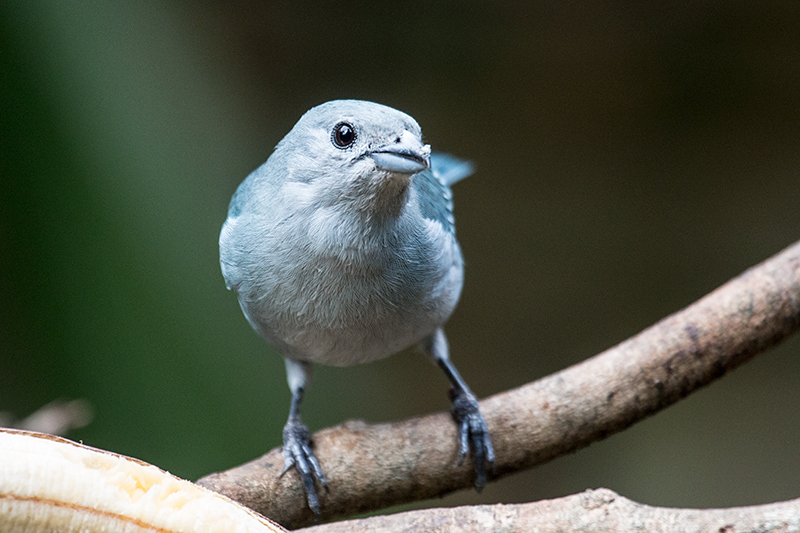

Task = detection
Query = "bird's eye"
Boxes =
[331,122,356,149]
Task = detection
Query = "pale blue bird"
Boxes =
[219,100,494,516]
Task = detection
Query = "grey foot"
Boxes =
[450,388,495,491]
[281,419,328,517]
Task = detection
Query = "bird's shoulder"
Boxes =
[225,157,287,220]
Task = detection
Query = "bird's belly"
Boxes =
[241,252,462,367]
[282,308,436,367]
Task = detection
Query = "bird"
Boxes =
[219,99,494,517]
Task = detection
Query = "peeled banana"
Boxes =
[0,428,285,532]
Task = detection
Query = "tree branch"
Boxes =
[296,489,800,533]
[198,240,800,529]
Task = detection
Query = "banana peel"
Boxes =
[0,428,285,532]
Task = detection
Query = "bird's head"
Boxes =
[274,100,431,215]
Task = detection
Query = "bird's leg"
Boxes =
[423,329,495,491]
[281,359,327,518]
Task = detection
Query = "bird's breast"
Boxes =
[237,210,463,366]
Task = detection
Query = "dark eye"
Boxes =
[331,122,356,148]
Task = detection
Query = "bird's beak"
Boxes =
[371,130,431,174]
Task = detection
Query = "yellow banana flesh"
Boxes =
[0,428,285,533]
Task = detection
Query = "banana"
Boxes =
[0,428,286,532]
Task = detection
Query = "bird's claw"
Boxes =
[281,419,328,518]
[450,389,495,491]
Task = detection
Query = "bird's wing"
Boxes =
[414,153,473,234]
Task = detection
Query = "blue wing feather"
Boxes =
[414,153,473,234]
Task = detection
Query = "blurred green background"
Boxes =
[2,0,799,513]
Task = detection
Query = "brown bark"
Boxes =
[298,489,800,533]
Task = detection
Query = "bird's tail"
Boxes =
[431,153,474,186]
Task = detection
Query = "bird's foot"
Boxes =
[449,388,495,491]
[281,418,328,518]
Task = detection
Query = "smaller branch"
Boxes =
[198,240,800,529]
[296,488,800,533]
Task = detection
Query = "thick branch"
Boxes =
[297,488,800,533]
[198,240,800,529]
